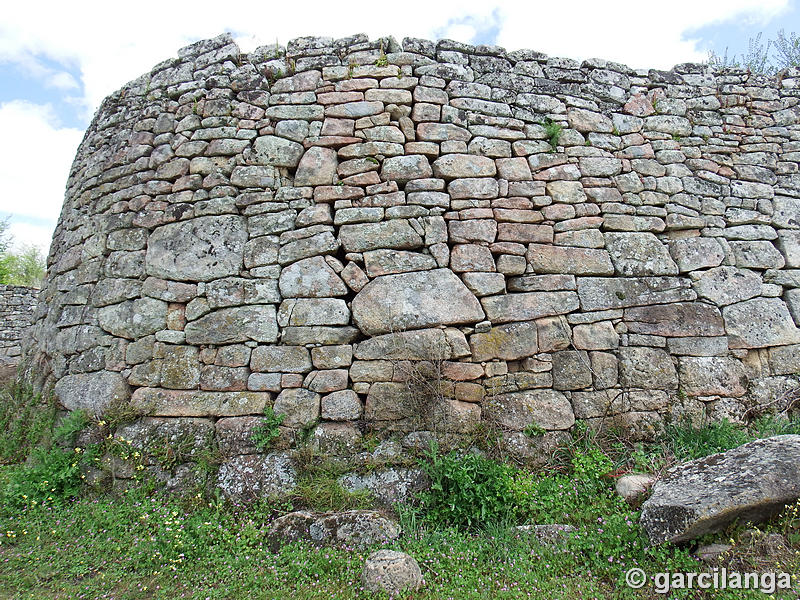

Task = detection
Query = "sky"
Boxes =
[1,0,798,255]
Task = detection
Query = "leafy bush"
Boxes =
[417,444,515,530]
[251,406,284,451]
[1,410,92,509]
[0,382,55,463]
[708,29,800,75]
[543,117,562,150]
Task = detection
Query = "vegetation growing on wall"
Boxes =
[708,29,800,74]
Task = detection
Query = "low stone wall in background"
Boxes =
[0,284,38,375]
[22,33,800,500]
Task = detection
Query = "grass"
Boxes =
[0,376,798,599]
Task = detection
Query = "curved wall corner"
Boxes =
[23,32,800,500]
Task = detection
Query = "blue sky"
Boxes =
[0,0,796,255]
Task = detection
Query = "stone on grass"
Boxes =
[640,435,800,544]
[266,510,400,550]
[362,550,423,595]
[615,474,656,501]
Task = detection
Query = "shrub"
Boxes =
[543,117,562,150]
[251,406,284,451]
[416,443,515,530]
[0,382,55,463]
[1,410,93,509]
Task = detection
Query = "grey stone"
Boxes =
[730,241,786,270]
[470,321,538,361]
[130,388,270,417]
[693,267,762,306]
[294,147,338,186]
[98,297,168,339]
[273,388,320,428]
[321,390,362,421]
[546,181,586,203]
[605,232,678,276]
[526,245,614,276]
[146,216,247,282]
[339,221,423,253]
[250,346,312,373]
[339,467,428,505]
[352,269,484,335]
[723,298,800,348]
[577,277,695,311]
[432,154,496,179]
[481,291,579,324]
[777,230,800,267]
[380,155,432,184]
[277,298,350,326]
[678,357,748,397]
[362,550,423,595]
[483,389,575,430]
[552,350,592,390]
[184,305,278,344]
[618,347,678,389]
[640,436,800,544]
[54,372,130,416]
[253,135,304,167]
[363,249,437,277]
[355,327,467,361]
[217,453,296,502]
[266,510,400,550]
[278,231,340,265]
[624,302,725,337]
[278,256,348,297]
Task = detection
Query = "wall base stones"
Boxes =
[20,33,800,501]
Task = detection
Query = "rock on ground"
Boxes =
[362,549,423,595]
[640,435,800,544]
[265,509,400,550]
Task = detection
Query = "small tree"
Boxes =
[0,218,47,288]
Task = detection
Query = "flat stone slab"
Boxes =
[146,216,247,282]
[723,297,800,348]
[640,435,800,544]
[130,387,271,416]
[217,452,296,502]
[55,371,130,416]
[265,510,400,550]
[352,268,484,335]
[481,291,579,324]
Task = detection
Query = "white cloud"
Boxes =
[495,0,790,69]
[0,0,791,254]
[5,220,54,255]
[0,100,82,249]
[1,1,791,119]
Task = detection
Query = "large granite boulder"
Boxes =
[351,268,484,335]
[640,435,800,544]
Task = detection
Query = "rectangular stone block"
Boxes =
[131,388,271,417]
[481,291,579,324]
[526,245,613,275]
[577,277,696,311]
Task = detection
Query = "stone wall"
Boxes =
[0,284,38,370]
[24,33,800,499]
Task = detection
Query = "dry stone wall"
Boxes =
[24,32,800,499]
[0,285,38,368]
